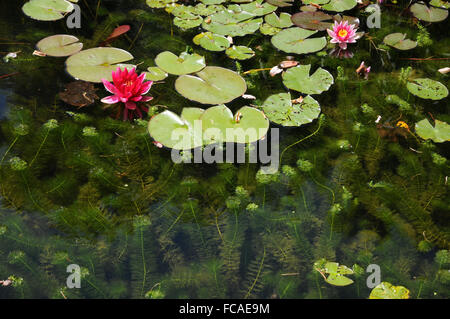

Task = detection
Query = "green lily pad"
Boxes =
[36,34,83,57]
[266,0,294,7]
[201,105,269,144]
[415,119,450,143]
[193,32,231,51]
[321,0,358,12]
[271,27,327,54]
[203,12,263,37]
[148,108,205,150]
[22,0,74,21]
[261,93,321,126]
[146,0,175,8]
[302,0,332,4]
[383,33,417,50]
[265,12,293,28]
[173,16,203,29]
[65,47,135,83]
[291,11,333,31]
[231,0,277,16]
[430,0,450,9]
[314,259,354,287]
[155,51,206,75]
[407,78,448,100]
[410,2,448,22]
[225,45,255,60]
[192,3,225,16]
[369,282,410,299]
[200,0,226,4]
[175,66,247,104]
[260,23,281,35]
[282,64,334,94]
[171,5,198,19]
[144,67,168,81]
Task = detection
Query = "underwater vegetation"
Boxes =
[0,0,449,299]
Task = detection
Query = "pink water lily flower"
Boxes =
[327,21,358,50]
[101,67,153,120]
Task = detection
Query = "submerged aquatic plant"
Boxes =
[101,67,153,121]
[327,21,358,50]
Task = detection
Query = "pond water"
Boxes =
[0,0,449,299]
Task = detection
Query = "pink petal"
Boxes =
[339,43,347,50]
[131,95,142,102]
[327,29,336,38]
[139,81,153,95]
[101,95,120,104]
[140,96,153,102]
[125,101,136,110]
[102,79,117,94]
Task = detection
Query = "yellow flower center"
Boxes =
[338,29,348,38]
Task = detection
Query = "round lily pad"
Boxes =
[144,67,168,81]
[415,119,450,143]
[192,3,225,16]
[148,108,205,150]
[201,105,269,144]
[22,0,74,21]
[266,0,294,7]
[383,33,417,50]
[193,32,231,51]
[36,34,83,57]
[271,27,327,54]
[202,10,263,37]
[173,16,203,29]
[291,11,333,31]
[321,0,358,12]
[430,0,450,9]
[260,23,281,35]
[261,93,321,126]
[200,0,226,4]
[233,1,277,16]
[369,282,410,299]
[265,12,293,28]
[155,51,206,75]
[407,78,448,100]
[410,2,448,22]
[65,47,135,83]
[175,66,247,104]
[146,0,175,8]
[225,45,255,60]
[282,64,334,94]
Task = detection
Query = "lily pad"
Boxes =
[407,78,448,100]
[271,27,327,54]
[369,282,410,299]
[260,23,281,35]
[282,64,334,94]
[192,3,225,16]
[314,259,354,287]
[173,16,203,29]
[148,108,205,150]
[321,0,358,12]
[65,47,135,83]
[201,105,269,144]
[266,0,294,7]
[144,67,168,81]
[261,93,321,126]
[175,66,247,104]
[155,51,206,75]
[22,0,74,21]
[415,119,450,143]
[265,12,293,28]
[36,34,83,57]
[146,0,175,8]
[193,32,231,51]
[410,2,448,22]
[232,1,277,16]
[291,11,333,31]
[203,12,263,37]
[430,0,450,9]
[200,0,226,4]
[225,45,255,60]
[383,33,417,50]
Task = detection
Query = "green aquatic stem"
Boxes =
[0,136,19,165]
[244,247,266,299]
[280,116,323,164]
[29,128,50,168]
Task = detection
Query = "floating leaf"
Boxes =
[291,11,333,31]
[383,33,417,50]
[321,0,358,12]
[261,93,321,126]
[415,119,450,143]
[192,3,225,16]
[104,25,131,43]
[430,0,450,9]
[174,16,203,29]
[259,23,281,35]
[265,12,293,28]
[36,34,82,57]
[202,10,263,36]
[369,282,410,299]
[146,0,175,8]
[155,51,206,75]
[200,0,226,4]
[302,0,331,4]
[282,64,334,94]
[271,27,327,54]
[22,0,74,21]
[201,105,269,144]
[225,45,255,60]
[59,81,98,107]
[144,67,168,81]
[175,66,247,104]
[232,1,277,16]
[193,32,231,51]
[407,78,448,100]
[266,0,294,7]
[65,47,135,83]
[410,2,448,22]
[148,108,205,150]
[314,259,354,287]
